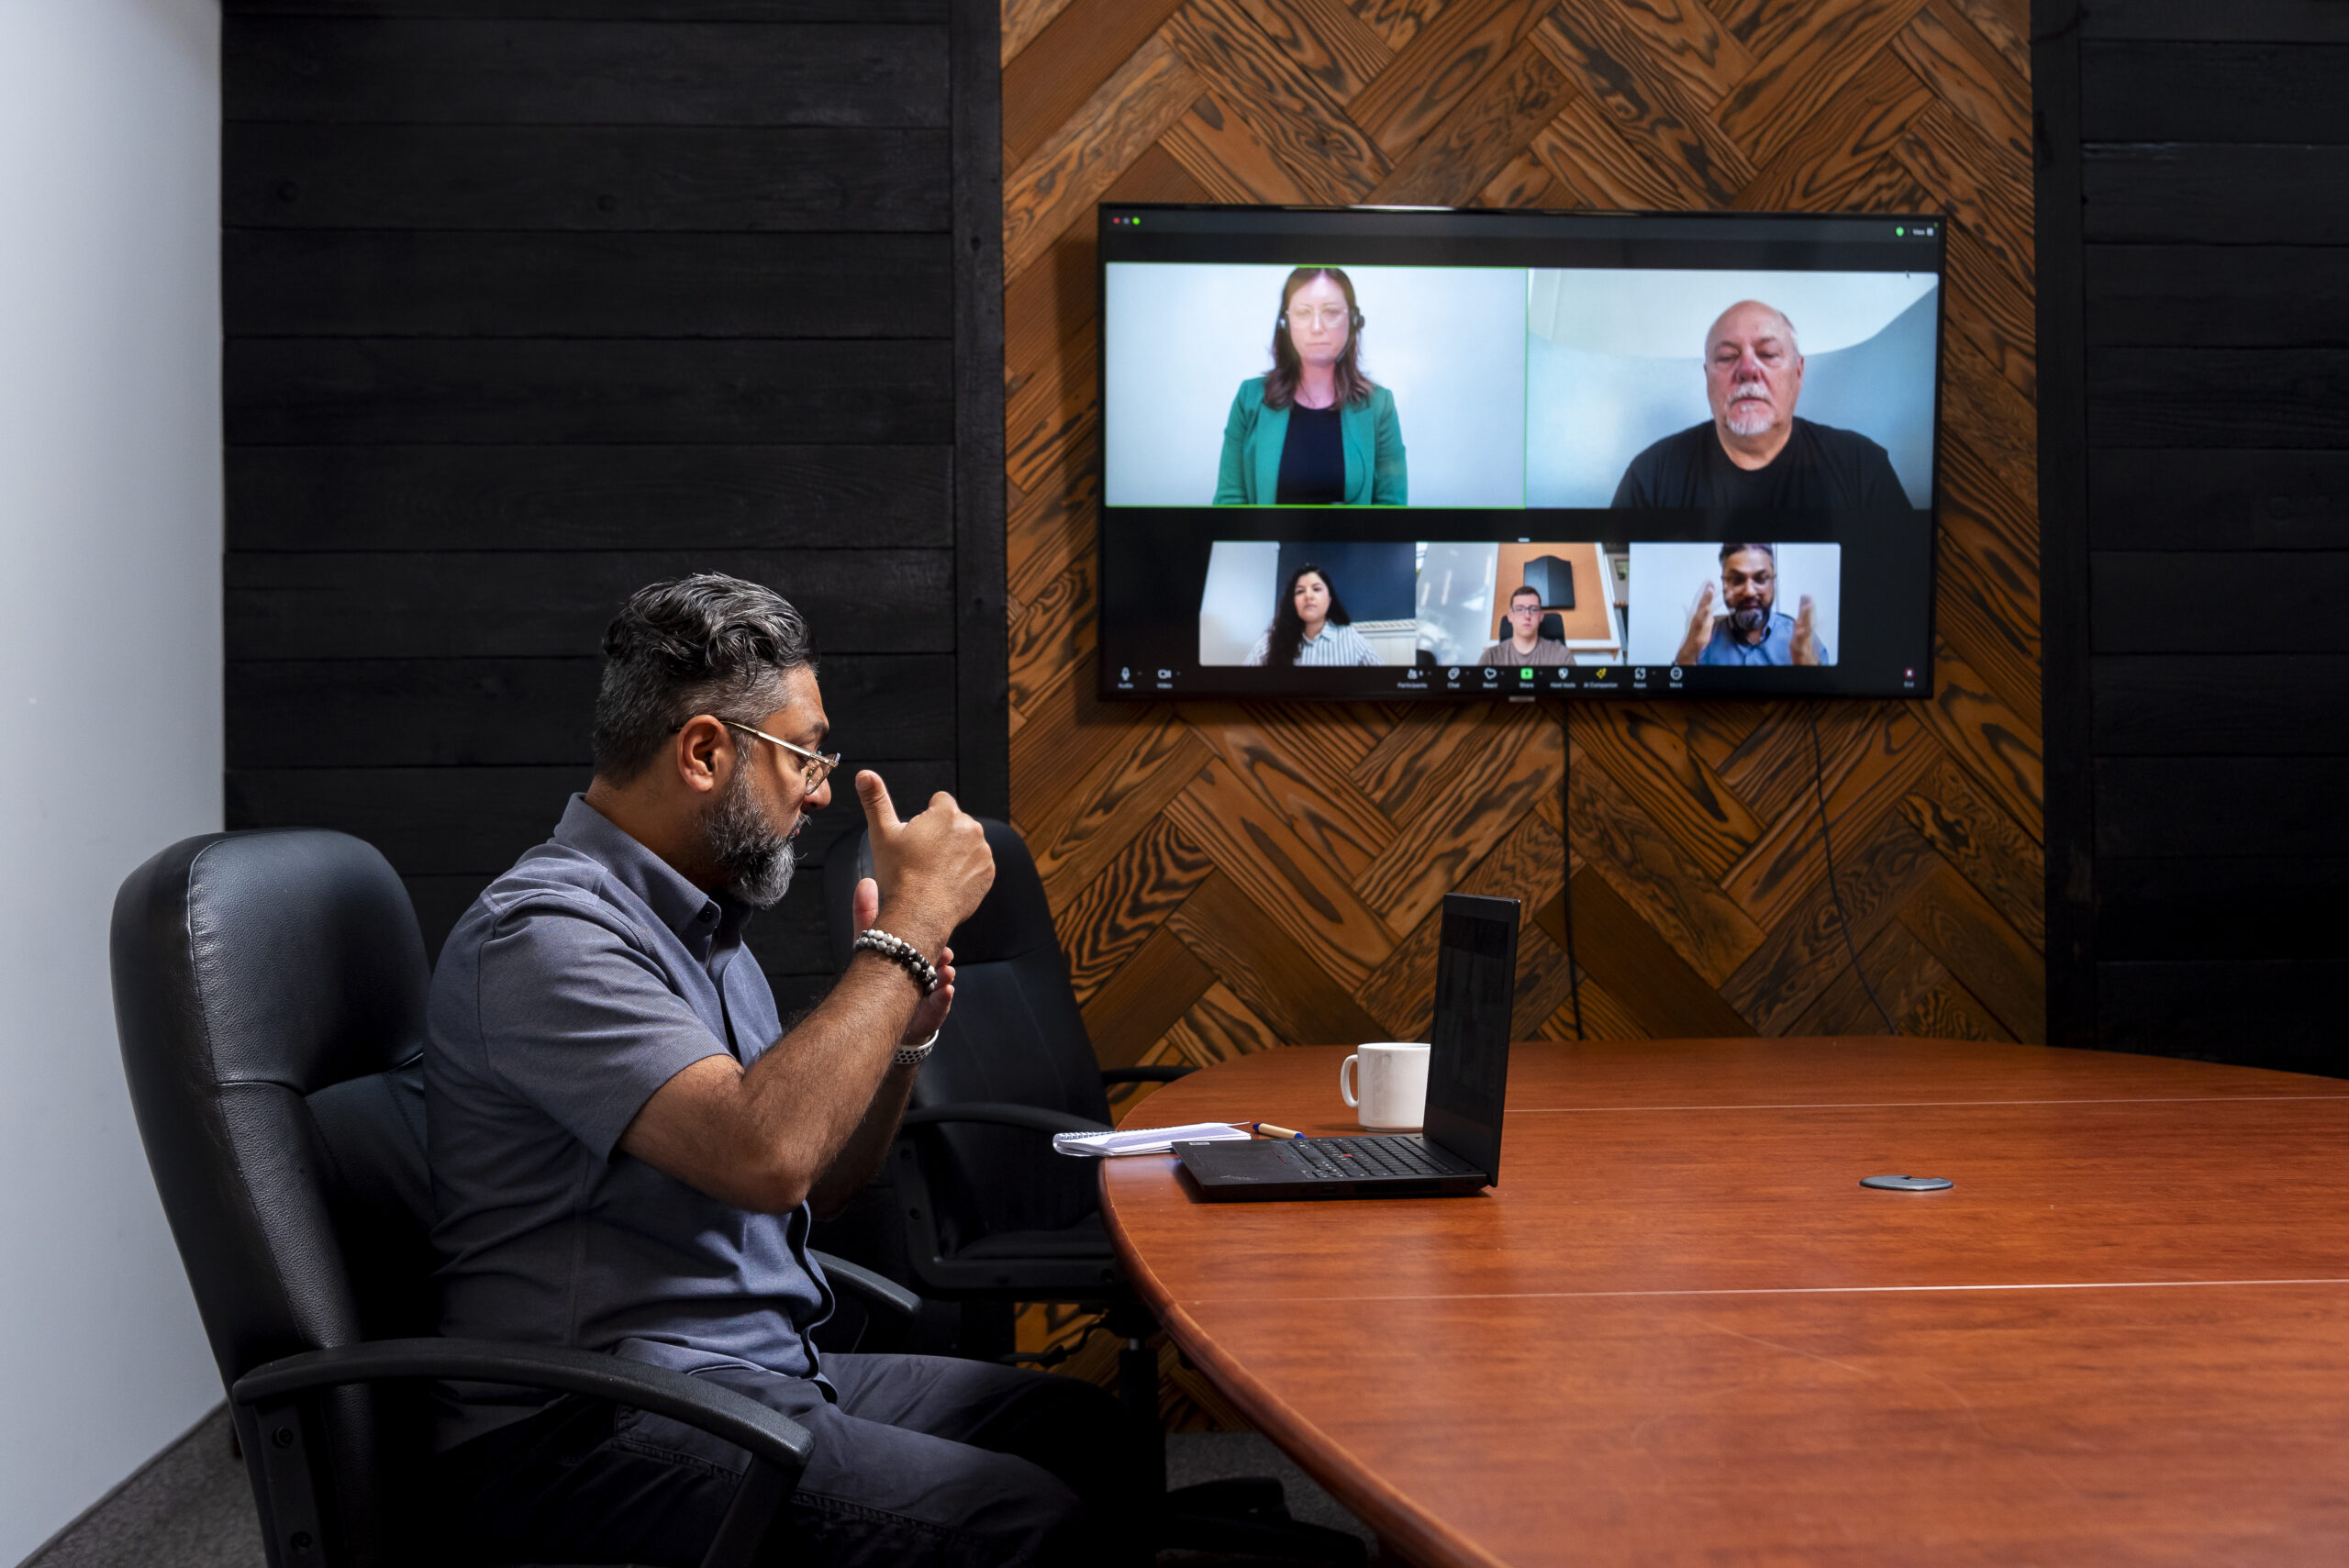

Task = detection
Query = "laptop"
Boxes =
[1173,893,1520,1200]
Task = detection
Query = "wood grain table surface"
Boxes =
[1099,1039,2349,1566]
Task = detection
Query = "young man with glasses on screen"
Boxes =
[424,574,1154,1566]
[1477,584,1574,667]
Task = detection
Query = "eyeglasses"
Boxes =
[1286,306,1353,329]
[721,720,841,794]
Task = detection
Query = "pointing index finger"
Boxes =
[856,769,902,833]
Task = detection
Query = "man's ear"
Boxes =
[674,714,732,796]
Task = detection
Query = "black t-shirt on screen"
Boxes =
[1609,417,1909,510]
[1275,403,1344,506]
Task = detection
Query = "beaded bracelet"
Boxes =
[853,928,939,996]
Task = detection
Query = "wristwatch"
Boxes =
[893,1029,940,1069]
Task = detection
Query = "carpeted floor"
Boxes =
[23,1407,261,1568]
[1163,1430,1382,1562]
[23,1407,1376,1567]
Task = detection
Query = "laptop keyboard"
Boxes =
[1293,1137,1468,1180]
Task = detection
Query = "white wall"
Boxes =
[1197,539,1279,665]
[0,0,224,1559]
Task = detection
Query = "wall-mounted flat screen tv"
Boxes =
[1095,204,1945,702]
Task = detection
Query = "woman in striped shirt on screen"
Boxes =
[1245,562,1381,667]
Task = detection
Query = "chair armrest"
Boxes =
[233,1338,807,1568]
[900,1101,1109,1136]
[808,1250,921,1319]
[232,1337,814,1475]
[1100,1065,1194,1084]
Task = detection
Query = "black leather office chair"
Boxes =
[1539,610,1566,644]
[110,828,917,1568]
[822,819,1365,1565]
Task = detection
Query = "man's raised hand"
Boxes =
[1790,595,1821,666]
[855,770,995,957]
[1673,581,1717,666]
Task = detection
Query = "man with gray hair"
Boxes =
[426,573,1154,1564]
[1610,298,1908,510]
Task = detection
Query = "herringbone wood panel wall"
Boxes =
[998,0,2043,1084]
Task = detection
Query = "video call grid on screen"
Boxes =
[1095,205,1946,704]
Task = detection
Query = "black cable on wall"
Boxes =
[1808,707,1898,1035]
[1557,701,1584,1041]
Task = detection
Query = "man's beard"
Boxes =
[1723,386,1776,436]
[1726,600,1771,639]
[703,762,797,907]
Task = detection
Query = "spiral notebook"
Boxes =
[1052,1122,1249,1158]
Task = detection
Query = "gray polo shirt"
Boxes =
[426,795,832,1448]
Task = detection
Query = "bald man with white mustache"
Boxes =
[1610,300,1909,511]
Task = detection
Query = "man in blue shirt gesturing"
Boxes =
[427,573,1152,1565]
[1670,542,1830,668]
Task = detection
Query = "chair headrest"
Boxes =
[823,817,1061,969]
[1539,612,1565,642]
[113,828,429,1095]
[952,819,1060,964]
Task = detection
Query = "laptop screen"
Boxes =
[1422,894,1521,1184]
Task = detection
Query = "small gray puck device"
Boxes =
[1861,1174,1952,1191]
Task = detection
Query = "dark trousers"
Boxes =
[437,1352,1160,1566]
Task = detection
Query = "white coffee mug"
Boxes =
[1341,1042,1431,1131]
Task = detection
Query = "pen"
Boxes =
[1249,1121,1307,1140]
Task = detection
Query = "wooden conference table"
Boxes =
[1099,1038,2349,1566]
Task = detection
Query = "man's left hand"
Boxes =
[1790,595,1821,666]
[854,874,956,1050]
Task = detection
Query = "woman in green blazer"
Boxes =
[1213,267,1408,506]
